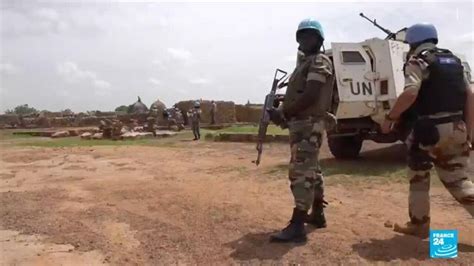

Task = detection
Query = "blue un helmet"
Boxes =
[405,23,438,45]
[297,18,324,41]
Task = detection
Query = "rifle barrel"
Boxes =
[359,12,393,37]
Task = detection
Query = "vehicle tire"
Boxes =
[327,135,363,159]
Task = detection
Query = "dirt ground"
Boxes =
[0,134,473,265]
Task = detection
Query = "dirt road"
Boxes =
[1,137,473,265]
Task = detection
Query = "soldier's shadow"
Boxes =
[459,243,474,253]
[224,226,319,261]
[320,143,407,177]
[352,235,474,262]
[352,235,429,261]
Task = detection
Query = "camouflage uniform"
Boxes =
[164,108,185,131]
[146,116,156,136]
[167,118,176,130]
[397,43,474,236]
[287,119,326,210]
[188,108,201,140]
[174,109,185,131]
[283,53,334,212]
[210,101,217,125]
[162,110,172,129]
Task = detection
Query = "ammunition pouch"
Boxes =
[413,119,439,147]
[413,114,463,146]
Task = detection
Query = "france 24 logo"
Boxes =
[430,230,458,259]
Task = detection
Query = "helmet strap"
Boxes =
[309,41,323,56]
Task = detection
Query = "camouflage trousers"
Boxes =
[191,122,200,139]
[147,118,156,135]
[167,118,176,129]
[407,119,474,224]
[211,112,216,125]
[288,118,325,211]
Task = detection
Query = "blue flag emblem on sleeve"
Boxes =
[438,57,457,64]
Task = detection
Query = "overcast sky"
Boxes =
[1,0,473,112]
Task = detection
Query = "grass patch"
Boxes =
[202,125,288,141]
[3,129,211,148]
[12,133,197,148]
[265,160,407,185]
[264,160,451,186]
[322,159,406,179]
[0,127,202,148]
[0,130,42,147]
[17,138,157,147]
[266,160,405,179]
[2,133,37,139]
[0,130,36,140]
[211,125,288,135]
[265,164,287,175]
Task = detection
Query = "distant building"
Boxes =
[129,96,149,114]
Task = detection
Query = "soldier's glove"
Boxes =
[272,94,285,108]
[266,107,287,128]
[324,112,337,131]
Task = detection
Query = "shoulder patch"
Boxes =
[438,57,458,64]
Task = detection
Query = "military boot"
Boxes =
[393,221,430,239]
[306,200,327,228]
[270,208,307,243]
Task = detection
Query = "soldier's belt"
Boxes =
[418,114,463,125]
[289,115,325,123]
[419,111,463,120]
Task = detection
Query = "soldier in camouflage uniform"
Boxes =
[382,23,474,238]
[268,18,335,243]
[188,101,202,140]
[163,108,185,131]
[210,100,217,125]
[146,115,157,137]
[175,108,185,131]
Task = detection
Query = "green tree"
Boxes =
[115,105,129,112]
[5,104,38,115]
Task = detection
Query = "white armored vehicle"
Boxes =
[325,14,472,159]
